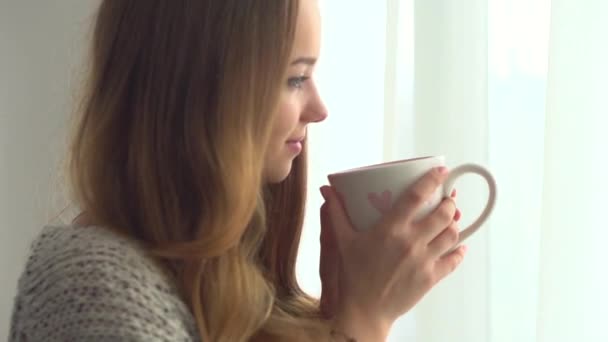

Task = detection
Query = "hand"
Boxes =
[319,183,461,321]
[319,197,339,319]
[320,167,467,340]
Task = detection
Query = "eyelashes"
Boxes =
[287,76,311,90]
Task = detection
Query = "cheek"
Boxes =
[273,98,300,139]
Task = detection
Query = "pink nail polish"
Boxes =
[454,209,461,221]
[436,166,448,175]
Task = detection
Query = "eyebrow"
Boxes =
[290,57,317,66]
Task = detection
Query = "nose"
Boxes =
[303,84,328,123]
[308,107,328,123]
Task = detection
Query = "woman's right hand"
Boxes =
[320,166,467,341]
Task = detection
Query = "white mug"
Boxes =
[327,156,497,245]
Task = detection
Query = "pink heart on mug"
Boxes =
[368,190,393,214]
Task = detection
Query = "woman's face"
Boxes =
[263,0,328,183]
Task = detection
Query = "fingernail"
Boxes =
[450,189,457,198]
[320,186,330,200]
[462,245,468,254]
[436,166,448,175]
[454,209,461,221]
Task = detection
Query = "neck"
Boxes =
[72,212,93,227]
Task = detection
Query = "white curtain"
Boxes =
[299,0,608,341]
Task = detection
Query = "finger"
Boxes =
[320,186,355,242]
[319,201,340,319]
[415,197,456,242]
[389,167,449,224]
[427,221,460,257]
[320,203,335,247]
[454,208,461,222]
[434,245,467,280]
[320,204,338,276]
[320,288,335,319]
[319,242,339,318]
[319,259,338,318]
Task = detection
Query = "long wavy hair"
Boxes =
[66,0,328,341]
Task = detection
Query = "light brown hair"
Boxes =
[67,0,328,340]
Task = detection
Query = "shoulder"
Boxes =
[10,224,198,342]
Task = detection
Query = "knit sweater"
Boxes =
[9,224,199,342]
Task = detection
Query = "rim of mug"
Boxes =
[328,155,443,178]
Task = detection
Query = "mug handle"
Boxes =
[442,164,497,245]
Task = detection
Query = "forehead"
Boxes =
[291,0,321,57]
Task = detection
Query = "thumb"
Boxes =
[320,186,355,242]
[319,203,338,319]
[319,202,335,247]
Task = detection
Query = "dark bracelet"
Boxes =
[330,329,357,342]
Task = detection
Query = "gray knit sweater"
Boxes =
[9,225,199,341]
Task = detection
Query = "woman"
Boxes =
[9,0,466,341]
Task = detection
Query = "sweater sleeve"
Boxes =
[9,226,198,342]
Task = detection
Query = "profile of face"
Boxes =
[263,0,328,183]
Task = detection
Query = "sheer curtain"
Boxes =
[299,0,608,341]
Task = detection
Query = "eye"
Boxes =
[287,76,310,90]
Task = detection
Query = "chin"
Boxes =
[264,161,294,184]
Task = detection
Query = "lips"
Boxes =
[286,137,305,143]
[286,136,304,154]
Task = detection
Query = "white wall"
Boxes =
[0,0,97,337]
